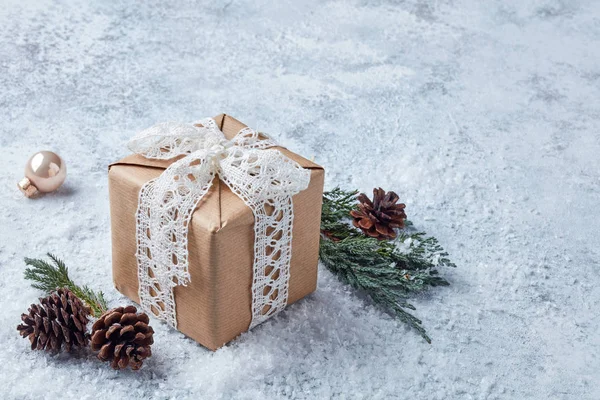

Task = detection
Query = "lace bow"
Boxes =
[128,118,310,329]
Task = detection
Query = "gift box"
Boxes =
[108,114,324,350]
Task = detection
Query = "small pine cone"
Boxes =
[16,288,90,352]
[350,188,407,240]
[91,305,153,371]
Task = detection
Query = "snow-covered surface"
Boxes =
[1,0,599,398]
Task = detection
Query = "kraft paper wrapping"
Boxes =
[108,114,324,350]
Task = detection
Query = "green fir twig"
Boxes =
[24,253,108,317]
[319,188,455,343]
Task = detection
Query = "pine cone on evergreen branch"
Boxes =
[320,188,455,343]
[350,188,407,240]
[91,305,153,370]
[16,288,90,352]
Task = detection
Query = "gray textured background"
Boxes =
[1,0,599,399]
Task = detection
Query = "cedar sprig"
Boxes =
[24,253,108,317]
[319,188,454,343]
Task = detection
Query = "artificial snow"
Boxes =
[1,0,599,399]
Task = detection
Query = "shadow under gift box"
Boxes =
[108,114,324,350]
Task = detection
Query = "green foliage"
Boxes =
[320,187,360,237]
[319,188,455,343]
[24,253,108,317]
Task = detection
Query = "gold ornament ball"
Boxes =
[18,151,67,197]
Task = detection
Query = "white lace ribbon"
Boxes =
[128,118,310,329]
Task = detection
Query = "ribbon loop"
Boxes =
[128,118,225,160]
[129,118,311,329]
[220,148,310,203]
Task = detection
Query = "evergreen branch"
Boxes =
[319,188,455,343]
[24,253,108,317]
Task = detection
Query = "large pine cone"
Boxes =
[16,288,90,352]
[350,188,407,240]
[91,305,153,370]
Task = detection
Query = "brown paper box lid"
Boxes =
[109,114,323,232]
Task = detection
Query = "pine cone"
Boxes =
[91,305,153,370]
[350,188,407,240]
[16,288,90,352]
